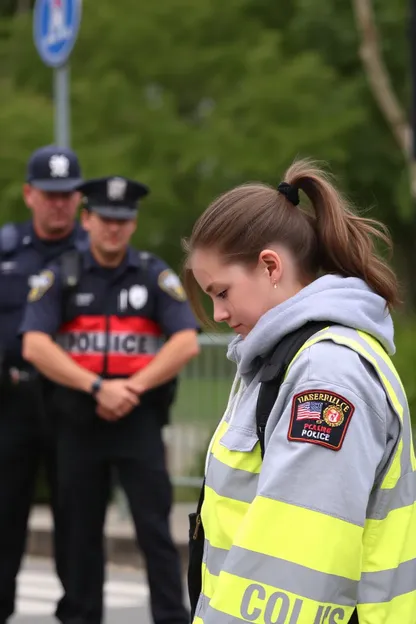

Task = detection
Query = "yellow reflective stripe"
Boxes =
[358,590,416,622]
[356,331,416,472]
[357,331,405,393]
[362,503,416,572]
[208,571,354,624]
[288,329,402,420]
[358,330,416,473]
[288,329,405,489]
[211,425,261,475]
[304,331,403,422]
[323,331,408,490]
[202,486,250,551]
[312,331,404,490]
[193,617,203,624]
[234,496,362,581]
[201,562,218,600]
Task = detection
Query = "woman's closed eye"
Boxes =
[216,290,228,300]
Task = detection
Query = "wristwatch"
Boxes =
[90,376,103,397]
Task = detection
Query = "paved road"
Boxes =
[11,556,188,624]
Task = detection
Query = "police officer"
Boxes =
[0,144,87,623]
[20,176,200,624]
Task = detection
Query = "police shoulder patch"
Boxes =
[28,269,55,302]
[157,269,187,302]
[288,389,354,451]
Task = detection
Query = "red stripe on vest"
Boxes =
[107,354,155,376]
[67,354,104,374]
[60,315,162,336]
[67,353,155,375]
[60,316,106,332]
[110,316,162,336]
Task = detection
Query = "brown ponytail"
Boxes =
[183,158,400,322]
[284,160,400,308]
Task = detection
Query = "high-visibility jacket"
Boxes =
[194,326,416,624]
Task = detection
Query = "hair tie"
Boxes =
[277,182,300,206]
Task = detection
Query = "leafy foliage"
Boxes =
[0,0,415,298]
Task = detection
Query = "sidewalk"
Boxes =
[27,503,194,569]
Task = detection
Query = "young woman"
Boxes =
[184,159,416,624]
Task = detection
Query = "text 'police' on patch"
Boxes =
[288,389,354,451]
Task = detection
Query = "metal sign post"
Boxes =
[33,0,82,148]
[412,0,416,159]
[54,63,70,147]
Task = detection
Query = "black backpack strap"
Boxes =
[137,250,152,271]
[256,320,336,458]
[58,250,82,322]
[59,249,82,290]
[188,475,206,618]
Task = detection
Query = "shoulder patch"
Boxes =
[157,269,187,302]
[288,389,354,451]
[28,270,55,302]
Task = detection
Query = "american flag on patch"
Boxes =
[296,401,323,420]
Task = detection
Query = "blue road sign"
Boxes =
[33,0,82,68]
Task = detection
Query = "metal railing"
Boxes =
[164,333,234,488]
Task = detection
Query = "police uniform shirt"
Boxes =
[19,247,198,381]
[0,220,87,368]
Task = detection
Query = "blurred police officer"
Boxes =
[0,145,87,623]
[21,176,200,624]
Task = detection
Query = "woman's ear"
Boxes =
[258,249,282,281]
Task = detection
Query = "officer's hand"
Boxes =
[125,378,146,396]
[96,379,139,418]
[95,404,122,421]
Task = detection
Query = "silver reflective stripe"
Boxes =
[204,540,229,577]
[220,545,357,607]
[359,557,416,604]
[205,456,259,504]
[353,329,410,475]
[357,330,411,477]
[312,326,411,475]
[202,548,415,617]
[200,602,347,624]
[366,469,416,520]
[199,605,254,623]
[56,331,161,355]
[195,591,210,621]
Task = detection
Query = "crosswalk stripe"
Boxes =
[16,569,149,616]
[105,580,149,597]
[17,583,61,600]
[16,599,53,616]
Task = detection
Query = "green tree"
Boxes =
[2,0,362,271]
[250,0,416,300]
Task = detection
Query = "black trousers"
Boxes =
[0,383,65,623]
[55,403,188,624]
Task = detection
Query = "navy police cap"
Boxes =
[26,145,82,192]
[76,176,150,220]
